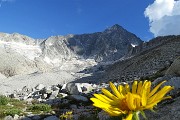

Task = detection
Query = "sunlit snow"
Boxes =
[131,43,137,47]
[0,41,42,60]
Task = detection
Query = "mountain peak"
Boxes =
[104,24,125,32]
[110,24,122,29]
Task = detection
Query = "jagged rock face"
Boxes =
[68,24,142,61]
[105,35,180,81]
[40,24,142,64]
[39,35,78,66]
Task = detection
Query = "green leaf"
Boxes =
[140,111,147,119]
[150,108,156,113]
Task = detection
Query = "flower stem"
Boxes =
[132,111,140,120]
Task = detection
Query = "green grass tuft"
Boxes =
[0,95,9,105]
[28,104,52,113]
[4,108,22,117]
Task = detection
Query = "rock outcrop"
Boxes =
[166,56,180,76]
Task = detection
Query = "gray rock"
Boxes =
[49,90,59,99]
[21,117,32,120]
[58,93,68,98]
[51,86,59,91]
[70,104,77,109]
[145,96,180,120]
[44,116,59,120]
[164,77,180,89]
[31,115,41,120]
[81,83,93,93]
[166,57,180,76]
[42,93,48,99]
[66,83,82,95]
[4,116,13,120]
[43,87,53,94]
[35,84,45,90]
[13,114,19,120]
[62,99,69,104]
[69,95,88,102]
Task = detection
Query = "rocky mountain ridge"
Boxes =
[0,24,142,77]
[105,35,180,82]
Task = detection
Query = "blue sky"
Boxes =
[0,0,155,40]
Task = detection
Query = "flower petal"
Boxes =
[125,84,130,93]
[126,92,136,110]
[104,108,122,116]
[110,82,124,99]
[137,81,142,95]
[94,94,112,104]
[141,81,149,106]
[124,112,133,120]
[148,81,166,98]
[118,85,126,95]
[146,81,152,95]
[132,81,138,94]
[91,98,111,108]
[153,86,174,102]
[101,88,119,101]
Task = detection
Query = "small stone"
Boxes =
[35,84,45,90]
[4,115,13,120]
[43,87,53,94]
[58,93,68,98]
[31,115,41,120]
[49,90,59,99]
[13,114,19,120]
[69,95,88,102]
[21,117,32,120]
[70,104,77,109]
[44,116,59,120]
[61,84,67,93]
[66,83,82,95]
[42,93,48,99]
[51,86,60,91]
[9,93,17,98]
[62,99,69,104]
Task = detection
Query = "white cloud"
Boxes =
[145,0,180,37]
[0,0,15,7]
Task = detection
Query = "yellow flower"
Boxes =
[90,80,173,120]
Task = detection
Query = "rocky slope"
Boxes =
[105,35,180,82]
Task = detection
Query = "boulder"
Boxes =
[68,95,88,102]
[65,83,82,95]
[4,115,13,120]
[145,96,180,120]
[166,57,180,76]
[35,84,45,90]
